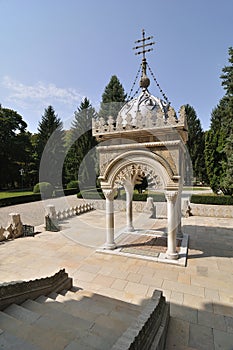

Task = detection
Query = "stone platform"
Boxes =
[97,230,189,267]
[0,204,233,349]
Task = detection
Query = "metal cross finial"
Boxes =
[133,29,155,60]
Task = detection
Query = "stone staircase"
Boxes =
[0,288,141,350]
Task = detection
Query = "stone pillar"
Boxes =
[125,188,134,232]
[165,191,179,260]
[45,205,59,232]
[103,189,116,249]
[176,191,183,238]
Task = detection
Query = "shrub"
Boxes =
[77,188,105,199]
[77,189,166,202]
[55,188,78,197]
[191,194,233,205]
[0,194,41,207]
[33,182,54,199]
[66,180,79,191]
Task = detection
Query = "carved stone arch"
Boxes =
[99,149,175,190]
[114,163,163,191]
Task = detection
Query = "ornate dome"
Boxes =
[117,88,168,127]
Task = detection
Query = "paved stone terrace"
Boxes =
[0,203,233,349]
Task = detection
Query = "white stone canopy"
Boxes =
[92,31,188,260]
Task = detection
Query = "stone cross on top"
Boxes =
[133,29,155,60]
[133,29,155,89]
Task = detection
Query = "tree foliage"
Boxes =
[184,104,207,184]
[99,75,126,119]
[64,98,97,188]
[37,106,65,187]
[0,105,32,189]
[205,47,233,194]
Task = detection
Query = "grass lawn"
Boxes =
[0,191,34,199]
[183,186,211,191]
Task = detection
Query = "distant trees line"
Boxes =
[0,47,233,195]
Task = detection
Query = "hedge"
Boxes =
[77,190,166,202]
[190,194,233,205]
[0,193,41,207]
[0,188,78,207]
[54,188,78,197]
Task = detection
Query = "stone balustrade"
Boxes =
[92,105,186,137]
[55,203,94,221]
[45,202,95,231]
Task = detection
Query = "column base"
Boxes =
[177,231,183,239]
[103,242,116,250]
[126,226,134,232]
[166,251,179,260]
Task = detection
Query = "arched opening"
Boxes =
[100,150,181,260]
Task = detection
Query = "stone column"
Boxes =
[176,191,183,238]
[125,188,134,232]
[103,189,116,250]
[165,191,179,260]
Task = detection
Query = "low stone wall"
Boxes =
[0,269,72,311]
[93,199,167,217]
[190,203,233,218]
[93,199,233,219]
[111,290,170,350]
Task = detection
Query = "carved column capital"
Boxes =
[165,191,178,203]
[102,189,115,201]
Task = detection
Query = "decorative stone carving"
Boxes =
[102,189,115,201]
[135,111,143,128]
[165,191,178,203]
[116,114,124,130]
[107,115,115,132]
[114,163,163,190]
[166,106,177,125]
[0,226,7,241]
[7,213,23,239]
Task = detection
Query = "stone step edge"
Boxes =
[0,269,72,311]
[111,290,170,350]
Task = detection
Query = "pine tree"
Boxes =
[37,106,65,187]
[184,104,207,184]
[205,47,233,194]
[99,75,126,119]
[221,47,233,96]
[64,98,97,188]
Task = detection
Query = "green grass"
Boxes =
[0,191,34,199]
[183,186,211,191]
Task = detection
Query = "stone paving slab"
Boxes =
[0,208,233,348]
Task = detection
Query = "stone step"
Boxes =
[1,289,143,350]
[3,302,87,340]
[22,299,127,350]
[4,303,41,324]
[62,291,141,322]
[65,289,141,312]
[0,329,40,350]
[22,299,96,330]
[0,310,73,349]
[64,330,119,350]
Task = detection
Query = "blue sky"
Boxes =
[0,0,232,132]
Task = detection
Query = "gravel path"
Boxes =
[0,195,85,227]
